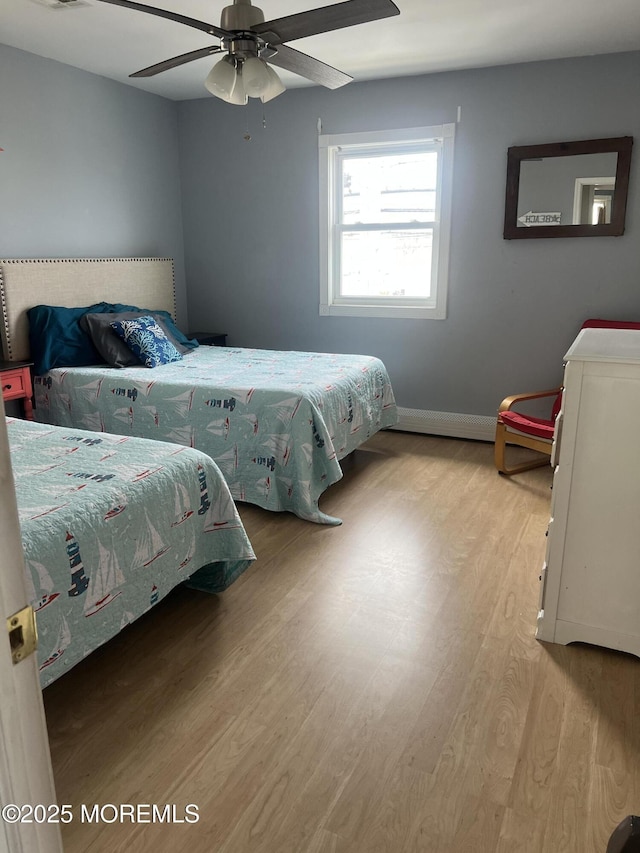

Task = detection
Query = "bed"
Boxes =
[0,258,398,525]
[8,416,255,687]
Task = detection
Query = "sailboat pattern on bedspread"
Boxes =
[33,347,398,525]
[7,417,255,687]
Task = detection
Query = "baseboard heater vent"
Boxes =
[390,407,495,442]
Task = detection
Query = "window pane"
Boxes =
[342,152,438,225]
[340,230,433,299]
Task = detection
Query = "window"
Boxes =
[319,124,455,320]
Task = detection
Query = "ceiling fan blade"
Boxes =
[92,0,229,40]
[130,45,222,78]
[253,0,400,45]
[263,43,352,89]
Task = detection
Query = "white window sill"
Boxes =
[319,303,445,320]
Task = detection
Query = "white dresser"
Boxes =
[537,327,640,658]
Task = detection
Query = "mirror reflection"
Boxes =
[518,152,618,227]
[503,137,633,239]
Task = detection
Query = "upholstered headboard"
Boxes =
[0,258,176,362]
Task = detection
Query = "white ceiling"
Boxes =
[3,0,640,101]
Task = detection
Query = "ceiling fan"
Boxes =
[93,0,400,104]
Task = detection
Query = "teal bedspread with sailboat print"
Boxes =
[7,417,255,688]
[33,347,398,525]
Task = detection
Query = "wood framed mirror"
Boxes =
[503,136,633,239]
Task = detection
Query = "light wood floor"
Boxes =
[43,430,640,853]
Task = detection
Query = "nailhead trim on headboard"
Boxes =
[0,267,11,360]
[0,258,177,363]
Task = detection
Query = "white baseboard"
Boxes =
[390,407,495,442]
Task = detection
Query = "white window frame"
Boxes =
[318,124,455,320]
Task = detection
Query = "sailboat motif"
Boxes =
[177,527,197,569]
[279,477,294,499]
[139,405,161,427]
[231,484,246,501]
[131,466,163,483]
[58,393,73,413]
[205,417,231,439]
[350,399,365,435]
[298,443,314,467]
[25,560,61,612]
[21,460,65,478]
[84,542,125,617]
[104,502,127,520]
[214,444,239,477]
[134,511,171,568]
[39,617,71,670]
[66,531,90,597]
[79,412,106,432]
[263,433,292,465]
[112,406,135,427]
[256,476,272,500]
[166,425,196,447]
[28,502,69,520]
[203,488,238,532]
[382,382,395,408]
[98,449,120,463]
[239,413,259,434]
[171,483,194,527]
[19,426,55,440]
[165,387,195,415]
[265,396,303,425]
[75,377,105,401]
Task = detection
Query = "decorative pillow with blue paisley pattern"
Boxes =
[110,315,183,368]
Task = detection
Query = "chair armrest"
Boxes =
[498,387,562,414]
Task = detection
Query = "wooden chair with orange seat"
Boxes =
[495,319,640,476]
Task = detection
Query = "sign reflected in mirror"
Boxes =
[504,137,633,239]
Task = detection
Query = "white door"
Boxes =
[0,403,63,853]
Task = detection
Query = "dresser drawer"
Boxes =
[2,369,27,400]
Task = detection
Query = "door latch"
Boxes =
[6,605,38,665]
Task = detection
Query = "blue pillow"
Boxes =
[28,302,128,375]
[110,315,183,368]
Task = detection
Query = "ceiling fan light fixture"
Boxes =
[204,55,236,99]
[242,55,272,98]
[260,64,286,103]
[98,0,401,100]
[226,67,248,105]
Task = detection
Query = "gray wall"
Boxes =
[2,43,639,418]
[178,51,640,416]
[0,44,188,323]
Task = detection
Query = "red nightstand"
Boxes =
[0,360,34,421]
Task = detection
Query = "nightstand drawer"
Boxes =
[0,361,35,420]
[2,369,27,400]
